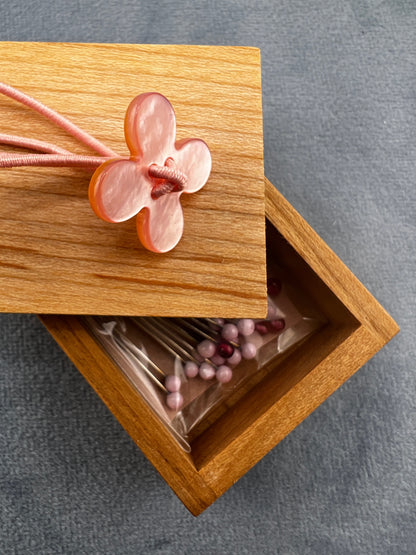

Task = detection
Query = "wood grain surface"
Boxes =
[0,42,266,316]
[39,179,399,515]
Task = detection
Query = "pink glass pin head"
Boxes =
[89,93,212,253]
[0,83,211,254]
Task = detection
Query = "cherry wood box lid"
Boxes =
[0,42,266,317]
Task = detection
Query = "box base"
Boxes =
[39,179,399,515]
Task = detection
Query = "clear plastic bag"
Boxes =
[82,267,325,452]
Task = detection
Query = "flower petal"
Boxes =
[125,93,176,164]
[89,159,151,223]
[174,138,212,193]
[136,193,184,253]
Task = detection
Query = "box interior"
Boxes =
[76,218,360,470]
[190,221,359,468]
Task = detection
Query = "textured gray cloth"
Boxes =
[0,1,415,553]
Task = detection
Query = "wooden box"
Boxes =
[40,178,398,514]
[0,43,398,515]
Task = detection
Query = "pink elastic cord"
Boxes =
[0,133,72,155]
[0,82,118,158]
[0,154,112,169]
[148,162,187,189]
[0,84,186,184]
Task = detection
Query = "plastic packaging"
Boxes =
[83,268,325,452]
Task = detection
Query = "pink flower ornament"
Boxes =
[89,92,212,253]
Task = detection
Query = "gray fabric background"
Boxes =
[0,1,414,553]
